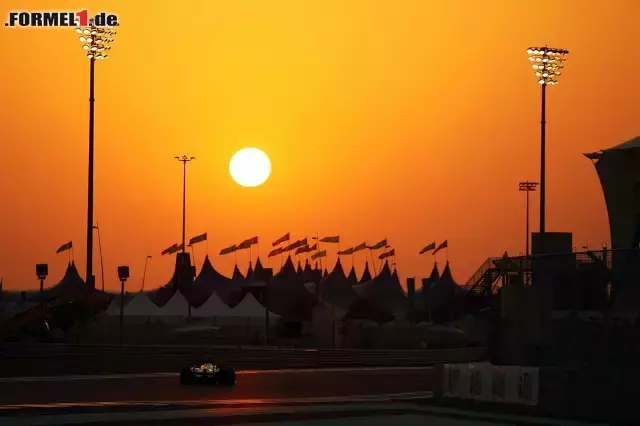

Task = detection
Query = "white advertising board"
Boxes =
[443,363,538,406]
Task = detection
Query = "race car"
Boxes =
[179,359,236,386]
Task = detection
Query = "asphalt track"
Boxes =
[0,367,435,407]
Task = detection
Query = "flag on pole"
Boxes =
[419,242,436,255]
[295,244,317,255]
[56,241,73,254]
[316,235,340,243]
[220,244,238,255]
[283,238,307,252]
[189,233,207,246]
[272,233,290,246]
[311,250,327,260]
[161,243,177,256]
[169,243,183,254]
[352,242,367,252]
[379,249,395,260]
[268,247,283,257]
[368,239,387,250]
[432,240,448,255]
[237,236,258,250]
[337,247,354,255]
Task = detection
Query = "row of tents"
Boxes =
[1,253,468,325]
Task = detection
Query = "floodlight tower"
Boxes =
[75,25,116,288]
[526,46,569,241]
[519,181,539,256]
[175,156,196,253]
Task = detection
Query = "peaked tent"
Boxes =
[312,259,360,313]
[267,256,316,321]
[346,267,358,285]
[41,262,87,300]
[230,293,272,318]
[353,261,407,316]
[157,291,190,316]
[192,293,235,317]
[194,256,244,308]
[122,292,161,316]
[147,272,177,308]
[359,262,372,284]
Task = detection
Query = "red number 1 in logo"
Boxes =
[76,9,88,26]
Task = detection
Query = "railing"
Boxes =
[465,258,500,288]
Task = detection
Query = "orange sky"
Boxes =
[1,0,638,292]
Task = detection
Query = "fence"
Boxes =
[0,343,487,376]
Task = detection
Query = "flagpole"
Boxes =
[316,233,322,271]
[367,242,377,276]
[191,245,197,271]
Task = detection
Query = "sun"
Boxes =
[229,147,271,188]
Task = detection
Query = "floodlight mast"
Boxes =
[75,25,116,288]
[526,46,569,248]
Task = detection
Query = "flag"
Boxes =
[220,244,237,255]
[419,242,436,255]
[352,242,367,252]
[189,233,207,246]
[432,240,448,255]
[161,243,177,256]
[237,236,258,250]
[283,238,307,252]
[56,241,72,254]
[268,247,283,257]
[295,244,316,254]
[311,250,327,260]
[338,247,354,255]
[318,235,340,243]
[368,239,387,250]
[169,243,183,254]
[295,245,310,255]
[238,236,259,249]
[379,249,395,260]
[272,233,290,246]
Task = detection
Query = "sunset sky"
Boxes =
[1,0,638,292]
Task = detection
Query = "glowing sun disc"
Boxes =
[229,147,271,188]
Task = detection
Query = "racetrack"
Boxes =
[0,367,435,407]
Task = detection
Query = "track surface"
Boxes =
[0,367,435,406]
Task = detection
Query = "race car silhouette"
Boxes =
[179,359,236,386]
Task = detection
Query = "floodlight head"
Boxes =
[76,25,115,59]
[526,46,568,86]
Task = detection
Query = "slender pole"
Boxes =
[86,57,96,288]
[119,279,124,345]
[96,226,105,291]
[141,257,149,292]
[526,189,530,256]
[40,278,44,297]
[540,83,546,237]
[182,160,187,253]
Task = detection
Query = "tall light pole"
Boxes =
[141,255,152,292]
[76,25,115,288]
[519,181,539,256]
[93,224,105,291]
[175,156,195,253]
[526,46,568,239]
